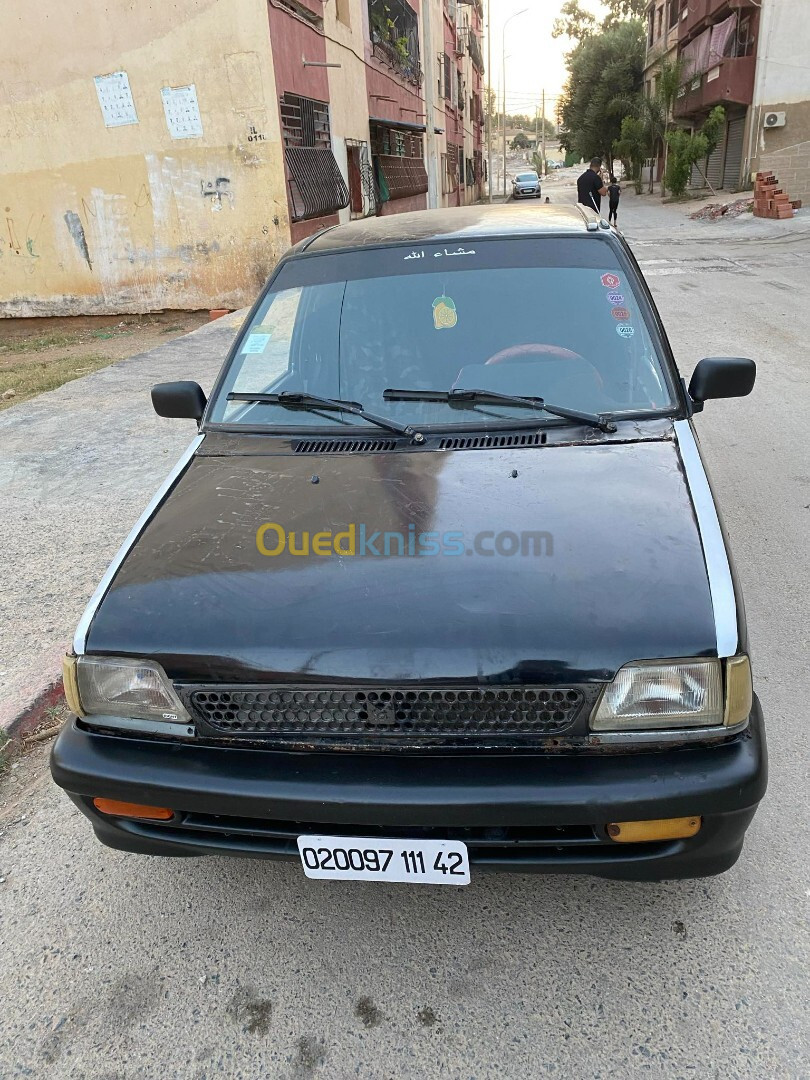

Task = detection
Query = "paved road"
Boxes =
[1,202,809,1079]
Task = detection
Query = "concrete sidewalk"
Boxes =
[0,312,246,731]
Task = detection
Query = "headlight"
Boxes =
[591,659,725,731]
[69,655,191,726]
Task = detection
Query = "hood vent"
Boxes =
[439,431,547,451]
[293,437,398,454]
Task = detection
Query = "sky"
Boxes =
[486,0,608,119]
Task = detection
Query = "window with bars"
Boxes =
[370,123,423,159]
[444,53,452,100]
[443,144,459,192]
[280,93,331,150]
[371,122,427,201]
[280,93,349,222]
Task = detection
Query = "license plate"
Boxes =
[297,835,470,885]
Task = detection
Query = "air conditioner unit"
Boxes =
[764,111,786,129]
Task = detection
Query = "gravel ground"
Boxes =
[0,201,808,1079]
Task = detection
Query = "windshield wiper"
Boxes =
[227,392,425,441]
[383,388,617,433]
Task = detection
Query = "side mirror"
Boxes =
[688,357,756,409]
[151,381,207,421]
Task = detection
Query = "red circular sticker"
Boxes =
[611,307,630,320]
[600,273,621,289]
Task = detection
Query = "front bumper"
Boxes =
[51,698,766,880]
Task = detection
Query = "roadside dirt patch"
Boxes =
[0,702,67,808]
[0,310,209,409]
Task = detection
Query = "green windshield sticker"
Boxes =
[432,295,458,330]
[242,332,271,354]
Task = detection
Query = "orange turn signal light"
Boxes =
[92,798,174,821]
[606,816,701,843]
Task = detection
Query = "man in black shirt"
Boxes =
[577,157,608,214]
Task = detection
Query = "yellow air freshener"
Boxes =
[432,295,458,330]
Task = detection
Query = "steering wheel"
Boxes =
[484,344,587,365]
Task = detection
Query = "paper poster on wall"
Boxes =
[161,84,204,139]
[94,71,139,128]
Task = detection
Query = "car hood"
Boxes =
[85,434,718,684]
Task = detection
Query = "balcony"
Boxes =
[368,0,423,87]
[468,30,484,73]
[680,0,757,43]
[674,53,755,117]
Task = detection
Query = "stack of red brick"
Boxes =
[753,171,802,219]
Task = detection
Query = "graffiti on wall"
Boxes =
[2,210,45,272]
[201,176,234,211]
[64,210,93,269]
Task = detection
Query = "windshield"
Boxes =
[208,237,676,431]
[515,174,538,182]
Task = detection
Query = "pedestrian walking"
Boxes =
[607,175,621,227]
[577,157,608,214]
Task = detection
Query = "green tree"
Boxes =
[552,1,596,41]
[613,115,646,194]
[510,132,531,150]
[665,106,726,197]
[612,57,686,194]
[601,0,647,30]
[557,20,645,167]
[553,0,645,40]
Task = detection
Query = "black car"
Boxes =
[512,171,542,199]
[52,205,766,882]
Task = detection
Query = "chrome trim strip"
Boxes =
[674,420,738,657]
[72,434,204,655]
[80,715,196,738]
[586,718,748,746]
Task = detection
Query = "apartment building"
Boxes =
[747,0,810,204]
[643,0,680,100]
[673,0,759,192]
[0,0,484,317]
[642,0,682,183]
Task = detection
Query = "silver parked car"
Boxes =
[511,171,542,199]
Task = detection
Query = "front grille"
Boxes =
[172,815,600,848]
[186,686,583,740]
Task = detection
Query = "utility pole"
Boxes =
[486,0,493,201]
[501,53,506,197]
[541,88,546,176]
[421,0,439,208]
[501,8,528,198]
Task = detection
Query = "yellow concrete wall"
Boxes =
[324,0,372,223]
[0,0,290,316]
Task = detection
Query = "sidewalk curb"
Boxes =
[2,675,65,745]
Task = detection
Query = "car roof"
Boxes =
[299,204,603,255]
